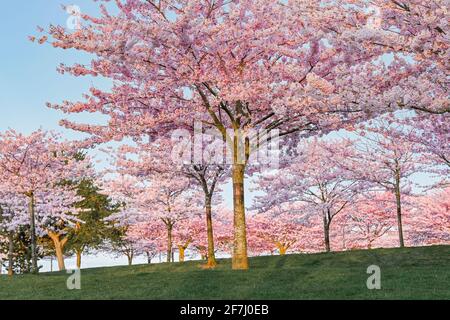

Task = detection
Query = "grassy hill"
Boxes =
[0,245,449,300]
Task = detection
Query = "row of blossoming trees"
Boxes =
[1,0,448,272]
[3,115,448,274]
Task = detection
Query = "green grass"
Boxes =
[1,245,449,300]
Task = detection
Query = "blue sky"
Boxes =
[0,1,109,137]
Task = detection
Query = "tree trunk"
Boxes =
[28,194,38,274]
[127,253,133,266]
[178,245,186,262]
[394,179,405,248]
[48,231,67,271]
[231,164,249,270]
[167,224,173,263]
[8,232,14,276]
[76,249,82,269]
[323,216,331,253]
[276,243,288,255]
[205,198,217,268]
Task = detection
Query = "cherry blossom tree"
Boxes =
[0,188,28,275]
[406,114,450,187]
[254,139,362,252]
[337,192,396,250]
[114,136,227,267]
[407,188,450,245]
[342,120,428,248]
[247,210,306,256]
[126,218,165,263]
[348,1,449,115]
[0,130,92,272]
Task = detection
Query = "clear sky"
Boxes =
[0,1,109,137]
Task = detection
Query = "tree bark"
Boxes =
[205,198,217,268]
[127,253,133,266]
[76,249,82,269]
[8,232,14,276]
[323,216,331,253]
[28,194,38,274]
[394,171,405,248]
[178,245,186,262]
[167,223,173,263]
[231,163,249,270]
[276,242,288,255]
[48,231,68,271]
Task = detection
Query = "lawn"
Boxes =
[0,245,449,300]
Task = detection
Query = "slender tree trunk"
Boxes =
[127,253,133,266]
[276,243,288,255]
[167,224,173,263]
[8,232,14,276]
[394,177,405,248]
[48,232,67,271]
[146,252,152,264]
[205,197,217,268]
[323,215,331,253]
[76,249,82,269]
[28,194,38,274]
[231,163,249,270]
[178,245,186,262]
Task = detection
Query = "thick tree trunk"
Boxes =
[231,164,249,270]
[323,216,331,253]
[76,249,82,269]
[394,181,405,248]
[167,224,173,263]
[28,194,38,274]
[205,198,217,268]
[8,232,14,276]
[48,232,67,271]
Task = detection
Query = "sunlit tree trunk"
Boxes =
[76,248,82,269]
[205,198,217,268]
[178,246,186,262]
[231,163,249,270]
[275,242,288,255]
[48,231,68,271]
[49,233,67,271]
